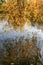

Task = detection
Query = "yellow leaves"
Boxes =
[15,18,19,23]
[41,16,43,21]
[0,0,43,26]
[0,14,3,18]
[0,0,27,26]
[5,14,9,21]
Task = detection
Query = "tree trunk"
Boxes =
[17,0,27,23]
[17,0,25,16]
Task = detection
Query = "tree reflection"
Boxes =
[0,36,42,65]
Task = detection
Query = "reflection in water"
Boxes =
[0,20,43,63]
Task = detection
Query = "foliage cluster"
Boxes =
[0,0,43,26]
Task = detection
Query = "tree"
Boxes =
[0,0,5,5]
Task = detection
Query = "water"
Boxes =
[0,20,43,62]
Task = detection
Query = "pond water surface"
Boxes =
[0,19,43,63]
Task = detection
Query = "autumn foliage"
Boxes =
[0,0,43,26]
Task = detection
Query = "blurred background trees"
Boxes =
[0,0,43,26]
